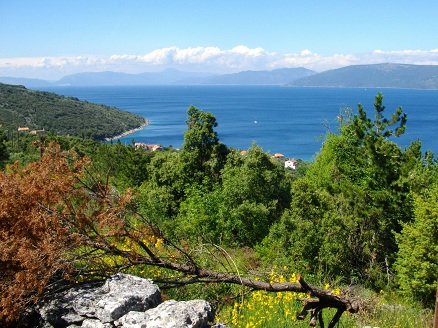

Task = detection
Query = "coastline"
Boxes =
[105,118,149,141]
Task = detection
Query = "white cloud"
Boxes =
[300,49,313,56]
[174,47,222,62]
[230,45,266,57]
[1,47,438,79]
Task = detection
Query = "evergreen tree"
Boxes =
[179,105,228,186]
[259,93,419,288]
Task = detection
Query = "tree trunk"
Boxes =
[434,279,438,328]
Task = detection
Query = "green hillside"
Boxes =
[0,83,146,140]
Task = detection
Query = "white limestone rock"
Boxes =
[116,299,215,328]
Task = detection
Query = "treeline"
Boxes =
[0,95,437,325]
[0,83,146,140]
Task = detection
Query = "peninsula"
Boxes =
[0,83,146,141]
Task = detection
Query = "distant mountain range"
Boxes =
[287,63,438,89]
[1,63,438,89]
[56,69,215,86]
[0,68,315,87]
[197,67,315,85]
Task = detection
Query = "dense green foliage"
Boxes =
[395,181,438,306]
[257,94,417,288]
[0,83,146,140]
[2,93,437,325]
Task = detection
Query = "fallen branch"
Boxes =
[112,247,361,327]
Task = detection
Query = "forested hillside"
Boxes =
[0,83,146,140]
[0,96,436,327]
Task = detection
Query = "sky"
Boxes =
[1,0,438,80]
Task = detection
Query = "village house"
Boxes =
[285,158,298,170]
[272,153,285,160]
[134,142,163,152]
[30,129,47,135]
[17,127,30,132]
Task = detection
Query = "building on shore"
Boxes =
[134,142,163,152]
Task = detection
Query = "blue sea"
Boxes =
[38,85,438,161]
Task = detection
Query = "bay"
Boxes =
[39,85,438,161]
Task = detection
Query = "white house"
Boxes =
[285,159,298,169]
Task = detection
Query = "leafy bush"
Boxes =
[395,183,438,307]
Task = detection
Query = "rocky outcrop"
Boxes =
[117,299,217,328]
[30,273,226,328]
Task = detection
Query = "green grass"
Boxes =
[352,289,434,328]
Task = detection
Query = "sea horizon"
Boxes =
[37,85,438,162]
